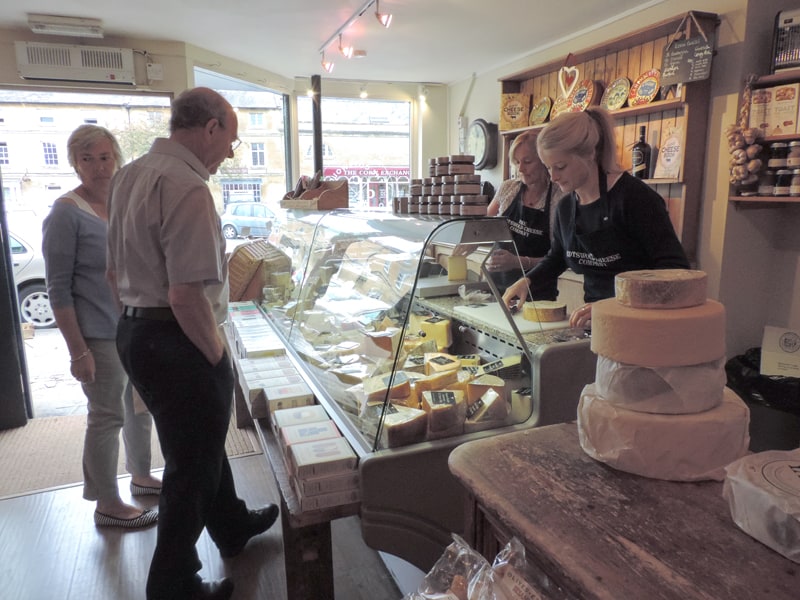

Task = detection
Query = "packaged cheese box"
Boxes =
[499,94,531,131]
[280,419,340,449]
[765,83,799,135]
[291,477,361,511]
[290,437,358,479]
[272,404,329,432]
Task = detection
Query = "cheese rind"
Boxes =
[723,449,800,564]
[577,384,750,481]
[615,269,707,309]
[522,300,567,322]
[594,355,726,414]
[590,298,726,367]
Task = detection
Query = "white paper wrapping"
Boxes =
[723,449,800,564]
[594,355,726,414]
[577,384,750,481]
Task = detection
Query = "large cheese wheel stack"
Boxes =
[578,269,750,481]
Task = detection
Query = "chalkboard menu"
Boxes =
[660,34,715,86]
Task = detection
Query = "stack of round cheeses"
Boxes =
[578,269,750,481]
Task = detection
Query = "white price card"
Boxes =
[760,325,800,377]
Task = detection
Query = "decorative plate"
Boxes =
[567,79,602,112]
[529,96,552,125]
[549,95,570,120]
[628,69,661,106]
[600,77,631,110]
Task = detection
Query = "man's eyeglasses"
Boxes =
[231,138,242,152]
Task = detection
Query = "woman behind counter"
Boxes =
[502,107,689,328]
[42,124,161,529]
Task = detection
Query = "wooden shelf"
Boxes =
[763,133,800,143]
[729,195,800,203]
[500,98,686,138]
[751,68,800,88]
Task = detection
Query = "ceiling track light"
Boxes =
[375,0,393,28]
[28,13,104,38]
[338,34,354,59]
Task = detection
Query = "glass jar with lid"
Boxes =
[774,169,792,196]
[791,169,800,196]
[787,141,800,167]
[768,142,789,168]
[758,169,776,196]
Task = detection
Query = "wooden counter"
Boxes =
[449,423,798,599]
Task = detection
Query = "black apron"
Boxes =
[497,183,557,299]
[567,170,645,301]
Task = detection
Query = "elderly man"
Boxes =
[107,87,278,600]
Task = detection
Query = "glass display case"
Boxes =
[256,209,597,569]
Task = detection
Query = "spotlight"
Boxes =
[338,34,354,59]
[375,0,393,28]
[419,86,429,102]
[360,85,368,99]
[321,51,334,73]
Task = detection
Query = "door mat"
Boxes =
[0,414,261,499]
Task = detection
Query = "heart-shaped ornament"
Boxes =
[559,66,579,99]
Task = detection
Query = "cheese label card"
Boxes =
[429,391,457,406]
[760,325,800,377]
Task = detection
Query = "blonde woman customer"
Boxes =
[42,124,161,529]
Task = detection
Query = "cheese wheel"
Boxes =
[615,269,708,309]
[459,204,488,216]
[594,355,726,414]
[577,384,750,481]
[723,449,800,564]
[590,298,726,367]
[522,300,567,322]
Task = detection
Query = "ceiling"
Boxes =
[3,0,663,86]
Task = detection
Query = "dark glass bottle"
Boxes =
[632,125,651,179]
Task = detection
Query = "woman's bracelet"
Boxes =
[70,348,92,363]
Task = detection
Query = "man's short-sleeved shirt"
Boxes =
[107,138,228,324]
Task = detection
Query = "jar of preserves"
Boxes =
[774,169,792,196]
[787,141,800,167]
[768,142,789,168]
[791,169,800,196]
[758,170,776,196]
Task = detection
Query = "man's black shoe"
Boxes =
[191,577,234,600]
[218,504,280,558]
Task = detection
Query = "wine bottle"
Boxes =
[632,125,651,179]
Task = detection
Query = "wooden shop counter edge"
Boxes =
[448,422,799,600]
[254,416,359,600]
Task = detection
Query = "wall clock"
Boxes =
[466,118,498,170]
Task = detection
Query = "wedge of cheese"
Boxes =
[421,389,467,432]
[424,352,462,376]
[380,404,428,448]
[363,371,412,403]
[464,388,509,433]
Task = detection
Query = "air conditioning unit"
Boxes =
[14,41,136,85]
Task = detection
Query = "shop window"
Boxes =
[0,142,8,165]
[42,142,58,166]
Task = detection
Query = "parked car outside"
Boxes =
[220,202,275,239]
[7,218,55,328]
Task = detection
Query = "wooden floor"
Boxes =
[0,453,401,600]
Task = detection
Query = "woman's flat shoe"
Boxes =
[130,482,162,496]
[94,508,158,529]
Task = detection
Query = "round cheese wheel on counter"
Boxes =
[590,298,725,367]
[615,269,708,308]
[577,384,750,481]
[522,300,567,322]
[594,355,726,414]
[723,449,800,564]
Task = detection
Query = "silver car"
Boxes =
[8,219,55,329]
[220,202,275,239]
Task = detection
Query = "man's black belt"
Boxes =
[122,306,176,321]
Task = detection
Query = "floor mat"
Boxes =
[0,414,261,499]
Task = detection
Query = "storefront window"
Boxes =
[297,96,411,209]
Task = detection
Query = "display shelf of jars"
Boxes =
[729,69,800,205]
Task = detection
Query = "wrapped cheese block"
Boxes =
[421,316,453,350]
[380,404,428,448]
[594,355,726,414]
[363,371,412,403]
[577,384,750,481]
[723,449,800,564]
[424,352,462,376]
[522,300,567,322]
[615,269,708,309]
[590,297,726,367]
[464,388,509,433]
[421,389,467,433]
